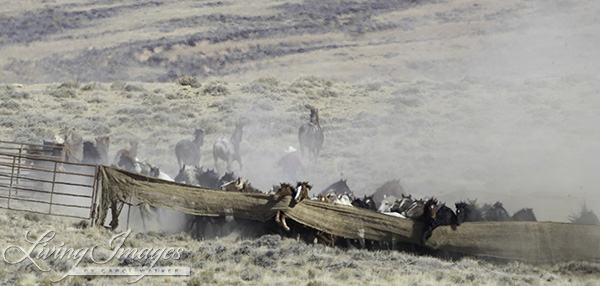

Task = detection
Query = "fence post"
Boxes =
[48,161,58,215]
[8,155,17,209]
[16,144,23,185]
[90,165,101,227]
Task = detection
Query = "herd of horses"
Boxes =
[23,105,600,247]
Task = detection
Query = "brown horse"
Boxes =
[273,183,295,231]
[298,105,324,160]
[175,129,204,169]
[295,181,312,202]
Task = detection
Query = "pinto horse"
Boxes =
[298,105,324,160]
[213,123,243,174]
[273,182,311,231]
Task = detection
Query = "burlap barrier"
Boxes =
[95,166,600,263]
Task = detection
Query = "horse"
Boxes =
[319,178,351,197]
[295,181,312,202]
[298,104,324,160]
[62,127,83,163]
[174,165,201,186]
[315,193,331,203]
[82,136,110,165]
[569,204,600,225]
[351,197,372,210]
[197,168,219,189]
[112,141,139,166]
[333,194,353,206]
[273,183,297,231]
[511,208,537,222]
[377,195,392,213]
[455,201,484,225]
[391,194,413,214]
[218,171,236,188]
[117,150,143,174]
[149,166,174,181]
[371,179,405,208]
[482,201,511,221]
[115,151,164,231]
[221,177,243,192]
[213,123,243,174]
[404,198,425,219]
[363,195,377,211]
[175,129,204,169]
[419,198,457,244]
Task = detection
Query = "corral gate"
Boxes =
[0,141,100,223]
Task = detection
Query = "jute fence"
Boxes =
[95,166,600,263]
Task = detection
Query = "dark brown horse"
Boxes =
[82,136,110,165]
[419,198,457,244]
[298,105,324,160]
[175,129,204,169]
[213,123,243,174]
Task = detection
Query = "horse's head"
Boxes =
[397,194,413,212]
[150,166,160,178]
[362,195,376,210]
[117,150,137,171]
[193,129,205,145]
[273,183,296,200]
[455,201,468,225]
[424,198,439,220]
[295,182,312,202]
[318,194,331,203]
[221,177,243,192]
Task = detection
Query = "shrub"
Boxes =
[50,88,77,98]
[202,82,230,96]
[178,76,201,88]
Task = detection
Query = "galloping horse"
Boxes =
[175,129,204,169]
[213,123,243,174]
[273,182,311,231]
[298,105,324,160]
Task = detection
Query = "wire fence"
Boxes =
[0,140,100,223]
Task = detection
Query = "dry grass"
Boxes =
[1,208,599,285]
